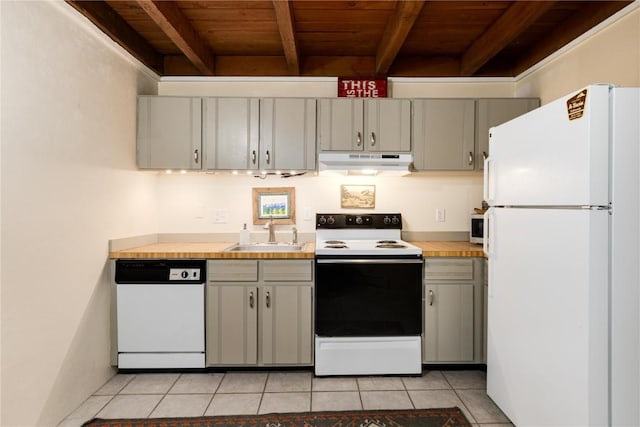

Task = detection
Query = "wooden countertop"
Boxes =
[109,241,485,259]
[109,242,317,259]
[411,241,485,257]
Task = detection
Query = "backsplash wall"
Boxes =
[155,172,483,236]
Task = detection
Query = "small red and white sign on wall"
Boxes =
[338,78,388,98]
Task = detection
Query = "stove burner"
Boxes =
[325,240,346,245]
[377,240,398,244]
[325,244,348,249]
[376,243,407,249]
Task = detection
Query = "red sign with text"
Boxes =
[338,78,388,98]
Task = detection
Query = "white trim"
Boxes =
[160,76,337,83]
[516,1,640,80]
[391,77,516,83]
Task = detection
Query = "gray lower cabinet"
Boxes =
[423,257,483,363]
[203,97,316,172]
[137,96,202,170]
[206,259,313,366]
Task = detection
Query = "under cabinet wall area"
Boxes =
[206,259,313,366]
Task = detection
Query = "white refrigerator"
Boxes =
[484,84,639,426]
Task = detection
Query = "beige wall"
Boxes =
[516,5,640,103]
[156,173,484,235]
[1,1,158,426]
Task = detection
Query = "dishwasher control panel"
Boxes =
[115,260,206,284]
[169,268,201,281]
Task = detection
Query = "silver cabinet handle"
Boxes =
[251,150,256,165]
[249,291,254,308]
[370,132,376,146]
[482,151,488,160]
[428,290,434,306]
[356,132,362,146]
[265,150,270,164]
[468,151,474,166]
[194,149,199,164]
[265,291,271,308]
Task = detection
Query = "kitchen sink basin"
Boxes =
[223,242,307,252]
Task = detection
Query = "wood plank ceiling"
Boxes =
[66,0,632,78]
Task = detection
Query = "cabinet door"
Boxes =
[475,98,539,170]
[137,96,202,170]
[260,284,313,365]
[413,99,475,170]
[424,284,474,362]
[318,98,364,151]
[206,284,258,365]
[364,99,411,152]
[260,99,316,171]
[203,98,259,171]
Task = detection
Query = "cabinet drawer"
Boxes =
[425,258,474,281]
[208,260,258,282]
[262,260,313,282]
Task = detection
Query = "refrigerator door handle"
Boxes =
[484,158,495,203]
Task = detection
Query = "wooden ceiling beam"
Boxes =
[272,1,300,75]
[65,0,163,74]
[375,1,425,76]
[135,0,215,76]
[459,1,557,76]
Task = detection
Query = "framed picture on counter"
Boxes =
[252,187,295,225]
[341,184,375,209]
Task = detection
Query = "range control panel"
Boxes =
[316,213,402,229]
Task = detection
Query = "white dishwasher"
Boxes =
[115,259,206,369]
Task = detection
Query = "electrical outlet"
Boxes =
[303,207,313,221]
[436,208,446,222]
[213,209,229,224]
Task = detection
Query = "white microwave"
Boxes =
[470,214,485,244]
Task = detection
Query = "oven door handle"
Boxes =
[316,259,423,264]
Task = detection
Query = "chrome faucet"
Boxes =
[264,218,276,243]
[292,226,298,245]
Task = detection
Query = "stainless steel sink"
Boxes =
[223,242,307,252]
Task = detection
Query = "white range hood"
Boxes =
[318,152,412,176]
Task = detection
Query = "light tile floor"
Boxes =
[58,369,512,427]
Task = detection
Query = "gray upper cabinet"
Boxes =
[413,99,476,171]
[475,98,540,170]
[203,98,316,172]
[203,98,259,171]
[318,98,411,152]
[137,96,202,170]
[259,98,317,172]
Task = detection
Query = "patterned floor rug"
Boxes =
[82,407,471,427]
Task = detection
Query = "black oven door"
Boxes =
[315,257,423,337]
